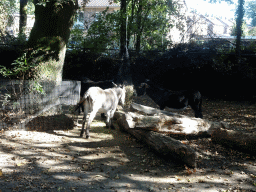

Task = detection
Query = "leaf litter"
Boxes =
[0,99,256,191]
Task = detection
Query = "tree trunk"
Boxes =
[27,0,78,84]
[135,0,143,53]
[127,0,136,49]
[120,0,128,59]
[235,0,244,61]
[19,0,28,37]
[118,0,132,85]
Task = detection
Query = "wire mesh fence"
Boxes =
[0,79,80,131]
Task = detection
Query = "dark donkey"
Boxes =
[135,80,203,118]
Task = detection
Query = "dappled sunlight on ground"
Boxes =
[0,105,256,191]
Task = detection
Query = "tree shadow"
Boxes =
[1,114,255,191]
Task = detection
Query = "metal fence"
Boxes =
[0,80,80,131]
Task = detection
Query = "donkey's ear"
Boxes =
[144,83,150,88]
[139,83,149,89]
[138,83,144,88]
[112,82,118,87]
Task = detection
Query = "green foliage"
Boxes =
[248,26,256,36]
[68,25,85,48]
[0,0,18,16]
[31,81,45,94]
[1,92,11,106]
[0,0,34,39]
[36,0,77,6]
[245,40,256,51]
[126,0,174,51]
[0,34,55,82]
[78,0,175,52]
[230,21,248,36]
[0,0,17,35]
[0,52,37,80]
[85,9,120,51]
[245,0,256,27]
[131,0,172,50]
[0,49,45,99]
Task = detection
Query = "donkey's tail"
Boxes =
[74,92,90,113]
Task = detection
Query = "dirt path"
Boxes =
[0,99,256,192]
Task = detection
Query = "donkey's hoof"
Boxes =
[86,135,90,139]
[80,133,84,137]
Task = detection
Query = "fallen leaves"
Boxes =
[114,174,120,179]
[175,176,181,181]
[184,165,196,175]
[42,167,52,175]
[16,163,25,167]
[0,99,256,191]
[81,161,95,171]
[198,179,205,183]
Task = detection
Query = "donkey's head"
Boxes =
[134,81,150,97]
[113,83,126,107]
[119,85,126,107]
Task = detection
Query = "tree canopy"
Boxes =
[245,0,256,27]
[0,0,18,36]
[208,0,234,3]
[83,0,179,52]
[0,0,81,81]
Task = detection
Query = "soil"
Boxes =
[0,97,256,192]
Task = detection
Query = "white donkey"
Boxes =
[77,84,125,138]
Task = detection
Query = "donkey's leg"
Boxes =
[101,113,106,119]
[109,109,116,129]
[105,109,115,129]
[76,107,80,126]
[191,100,203,118]
[80,116,86,137]
[73,103,80,126]
[85,109,97,139]
[189,95,202,118]
[80,101,89,137]
[189,91,203,118]
[105,111,111,129]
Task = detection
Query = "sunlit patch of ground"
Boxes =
[0,101,256,191]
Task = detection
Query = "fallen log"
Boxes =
[131,102,177,116]
[114,103,254,167]
[130,103,228,137]
[211,128,256,155]
[117,112,197,168]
